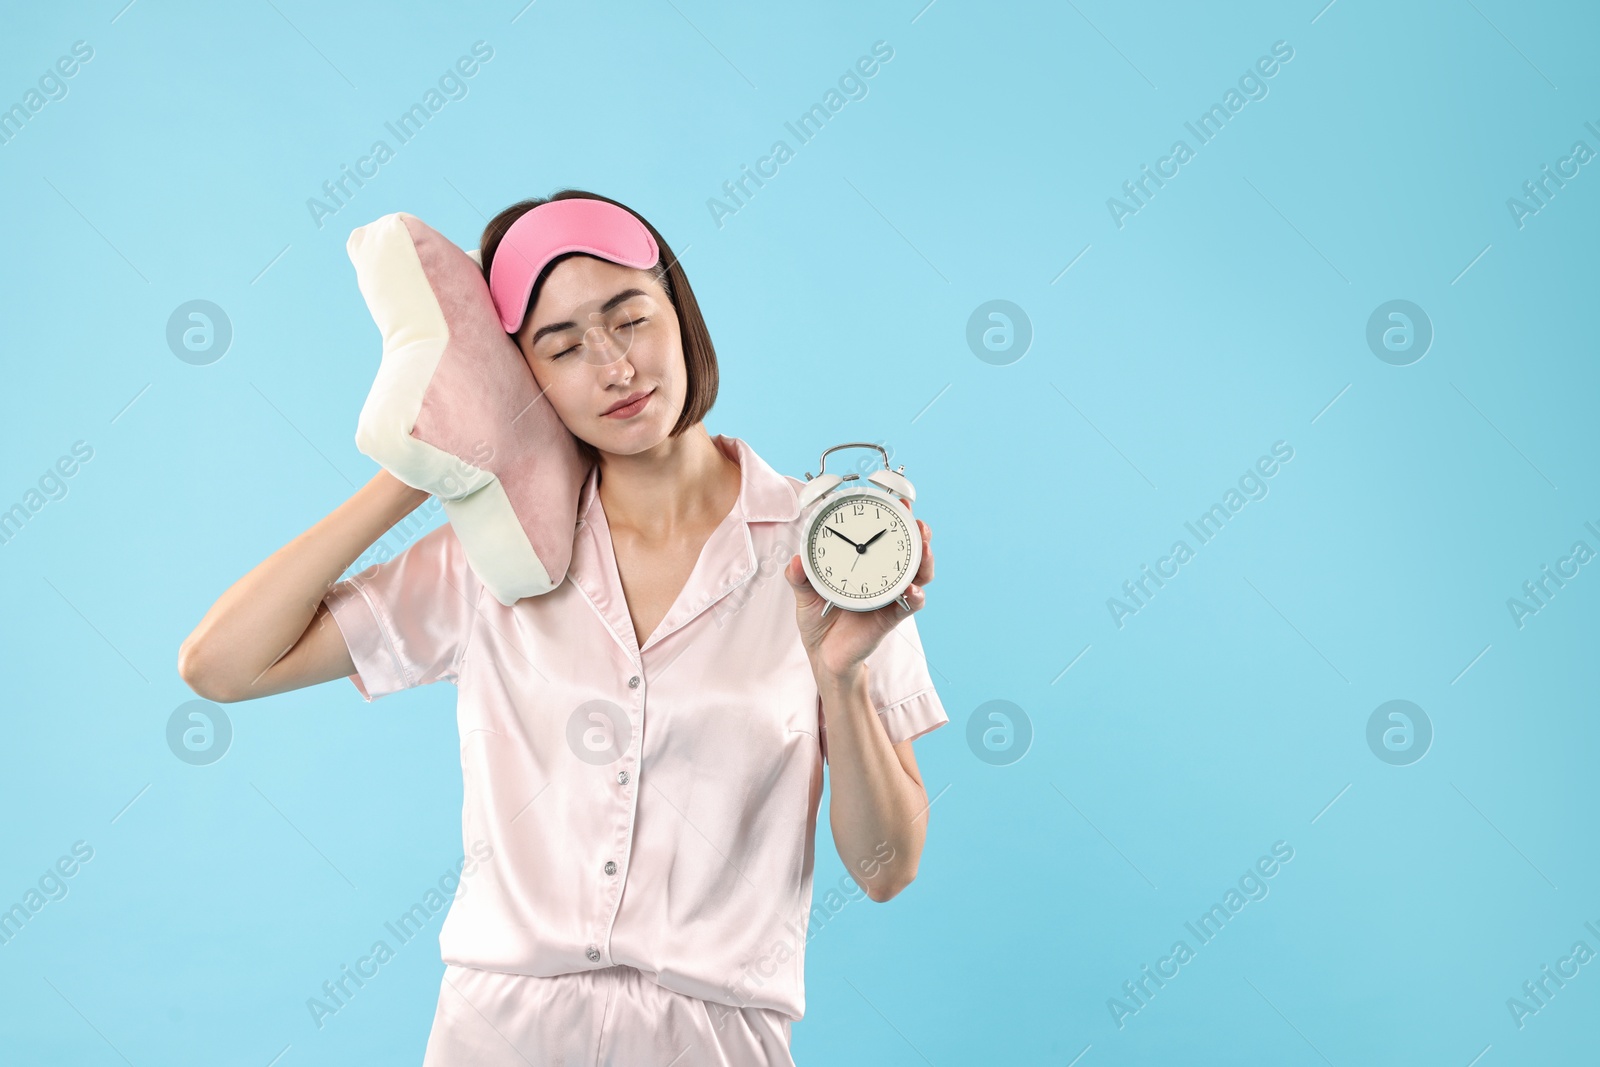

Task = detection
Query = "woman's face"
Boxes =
[513,254,685,456]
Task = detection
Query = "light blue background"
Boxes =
[2,1,1597,1064]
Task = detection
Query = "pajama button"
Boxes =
[604,860,618,875]
[628,675,640,688]
[586,946,601,962]
[617,770,629,785]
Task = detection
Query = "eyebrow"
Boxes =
[529,288,650,346]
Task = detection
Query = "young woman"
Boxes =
[178,189,947,1065]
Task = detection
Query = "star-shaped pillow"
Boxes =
[345,211,591,606]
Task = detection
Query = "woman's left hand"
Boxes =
[784,502,934,682]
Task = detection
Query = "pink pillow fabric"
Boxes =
[345,212,592,606]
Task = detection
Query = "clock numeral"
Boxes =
[852,502,865,515]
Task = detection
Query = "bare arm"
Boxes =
[822,666,931,903]
[177,470,430,703]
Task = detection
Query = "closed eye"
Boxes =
[553,317,647,359]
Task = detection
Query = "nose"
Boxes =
[582,325,630,365]
[596,349,634,390]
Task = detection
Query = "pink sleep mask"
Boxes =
[488,198,661,334]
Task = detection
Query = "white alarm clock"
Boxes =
[797,442,922,616]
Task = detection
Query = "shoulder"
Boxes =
[399,519,482,592]
[415,517,465,555]
[718,433,803,526]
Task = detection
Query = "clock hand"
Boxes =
[848,527,897,573]
[823,526,865,551]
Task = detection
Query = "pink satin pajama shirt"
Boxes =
[323,433,949,1058]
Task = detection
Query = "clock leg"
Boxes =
[895,594,911,612]
[820,601,834,618]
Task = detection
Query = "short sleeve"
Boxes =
[866,613,949,744]
[820,612,950,761]
[322,522,484,702]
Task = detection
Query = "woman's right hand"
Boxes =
[177,469,429,703]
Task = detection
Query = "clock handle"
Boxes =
[812,442,915,502]
[815,441,892,477]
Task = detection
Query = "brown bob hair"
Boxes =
[478,189,718,466]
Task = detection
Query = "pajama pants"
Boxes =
[421,962,796,1066]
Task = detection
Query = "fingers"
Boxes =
[914,518,934,587]
[894,580,927,615]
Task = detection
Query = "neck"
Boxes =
[595,426,741,541]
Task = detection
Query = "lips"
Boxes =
[602,388,653,417]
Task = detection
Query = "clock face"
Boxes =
[806,493,916,603]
